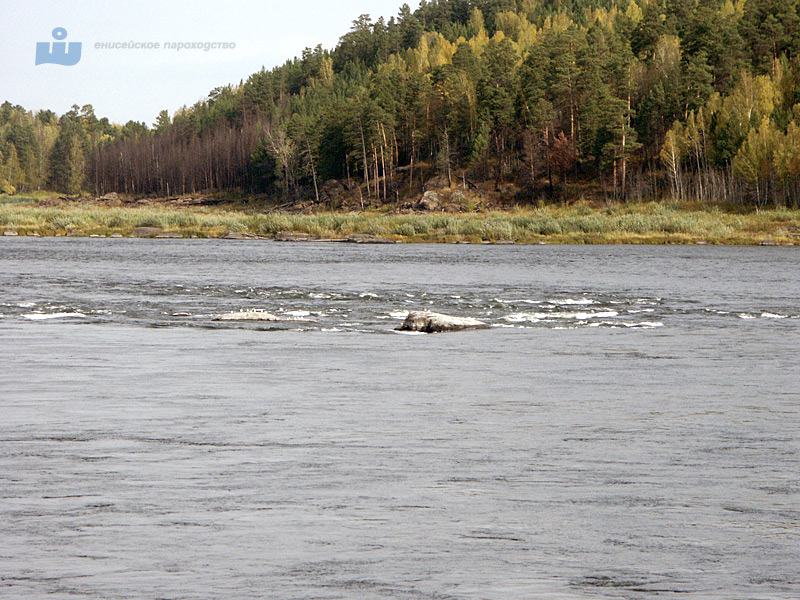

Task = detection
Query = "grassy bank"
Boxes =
[1,194,799,244]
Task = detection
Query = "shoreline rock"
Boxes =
[274,231,313,242]
[343,234,396,244]
[221,231,264,240]
[272,231,395,243]
[396,310,489,333]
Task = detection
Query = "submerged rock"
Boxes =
[396,310,489,333]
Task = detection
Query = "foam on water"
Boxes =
[505,310,619,322]
[624,321,664,328]
[503,312,548,323]
[7,286,794,332]
[547,297,596,305]
[22,312,86,320]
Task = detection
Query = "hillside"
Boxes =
[2,0,800,208]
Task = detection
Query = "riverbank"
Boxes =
[1,194,799,244]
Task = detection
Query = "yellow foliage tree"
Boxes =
[733,116,781,204]
[774,120,800,179]
[722,72,776,133]
[625,1,643,25]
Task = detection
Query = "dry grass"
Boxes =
[1,195,798,245]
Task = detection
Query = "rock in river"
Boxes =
[396,310,489,333]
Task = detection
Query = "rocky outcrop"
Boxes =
[423,174,451,191]
[396,310,489,333]
[417,190,441,211]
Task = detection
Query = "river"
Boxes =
[1,238,798,599]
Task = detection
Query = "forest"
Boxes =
[2,0,800,207]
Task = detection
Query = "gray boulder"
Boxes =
[396,310,489,333]
[418,190,441,211]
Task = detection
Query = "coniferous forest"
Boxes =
[2,0,800,207]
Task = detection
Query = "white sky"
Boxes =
[1,0,414,125]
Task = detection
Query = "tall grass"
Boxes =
[1,200,798,244]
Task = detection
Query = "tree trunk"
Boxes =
[359,119,370,197]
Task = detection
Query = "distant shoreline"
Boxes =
[2,195,799,245]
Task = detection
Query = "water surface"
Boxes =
[1,239,798,599]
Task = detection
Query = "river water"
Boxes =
[1,238,798,599]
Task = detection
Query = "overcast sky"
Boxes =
[1,0,412,125]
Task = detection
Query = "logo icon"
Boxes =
[36,27,82,66]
